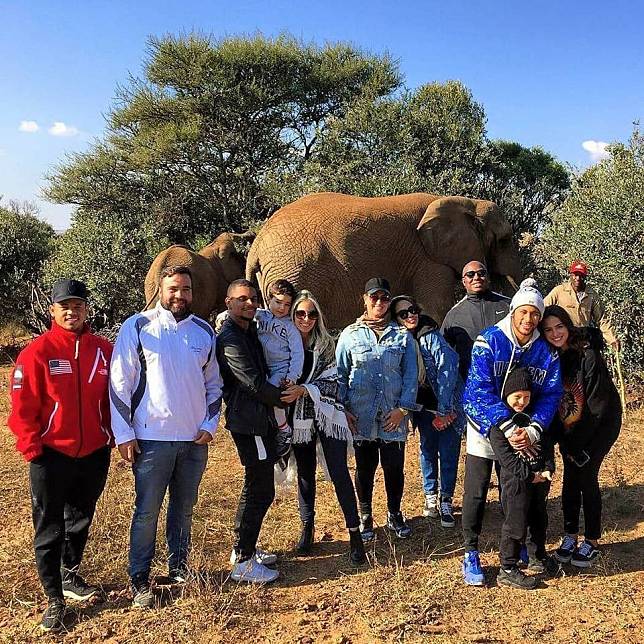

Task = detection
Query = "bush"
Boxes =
[0,201,55,329]
[539,126,644,379]
[44,213,168,328]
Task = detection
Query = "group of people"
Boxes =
[8,259,622,632]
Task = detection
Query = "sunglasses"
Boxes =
[396,306,421,320]
[463,269,488,280]
[295,309,319,320]
[368,293,391,303]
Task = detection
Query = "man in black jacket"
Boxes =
[216,279,285,584]
[441,261,511,381]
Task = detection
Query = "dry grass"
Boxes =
[0,365,642,643]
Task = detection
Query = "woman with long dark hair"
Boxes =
[540,305,622,567]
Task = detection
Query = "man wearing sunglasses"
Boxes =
[441,261,511,381]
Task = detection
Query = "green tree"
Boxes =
[46,34,400,242]
[0,201,55,329]
[539,125,644,377]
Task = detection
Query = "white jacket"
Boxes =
[109,303,223,445]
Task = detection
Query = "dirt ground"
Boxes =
[0,364,642,643]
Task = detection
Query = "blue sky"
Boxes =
[1,0,642,230]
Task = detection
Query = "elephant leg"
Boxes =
[412,265,458,325]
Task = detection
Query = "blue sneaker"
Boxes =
[462,550,485,586]
[519,543,529,566]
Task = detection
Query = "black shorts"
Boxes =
[231,430,278,467]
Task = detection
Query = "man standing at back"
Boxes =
[216,279,286,584]
[441,261,511,381]
[9,279,113,632]
[544,261,619,351]
[110,266,223,608]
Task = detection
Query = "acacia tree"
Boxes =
[539,126,644,377]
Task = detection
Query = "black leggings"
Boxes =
[561,446,611,540]
[354,440,405,516]
[292,430,360,529]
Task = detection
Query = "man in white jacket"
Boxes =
[110,266,223,608]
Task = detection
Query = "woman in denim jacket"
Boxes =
[391,295,465,530]
[336,278,418,542]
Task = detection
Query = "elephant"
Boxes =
[144,232,253,319]
[245,192,522,328]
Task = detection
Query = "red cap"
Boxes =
[569,261,588,276]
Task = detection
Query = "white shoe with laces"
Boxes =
[423,494,439,518]
[230,547,277,566]
[231,558,279,584]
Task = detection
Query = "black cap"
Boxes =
[503,367,532,399]
[364,277,391,295]
[51,279,89,303]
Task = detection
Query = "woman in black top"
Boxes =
[540,305,622,568]
[281,290,366,565]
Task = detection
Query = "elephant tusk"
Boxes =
[506,275,519,292]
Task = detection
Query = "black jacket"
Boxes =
[441,290,510,380]
[552,341,622,457]
[216,317,284,436]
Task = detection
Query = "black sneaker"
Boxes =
[131,575,154,609]
[62,572,100,601]
[554,534,577,563]
[497,567,538,590]
[167,567,193,584]
[360,514,375,543]
[439,499,455,528]
[571,540,600,568]
[275,425,293,460]
[386,511,412,539]
[40,598,66,632]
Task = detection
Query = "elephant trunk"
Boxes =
[505,275,519,292]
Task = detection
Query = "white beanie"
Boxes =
[510,283,545,316]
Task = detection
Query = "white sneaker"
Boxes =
[229,547,278,566]
[231,558,279,584]
[423,494,439,518]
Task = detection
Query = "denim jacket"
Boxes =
[416,325,465,435]
[336,320,418,441]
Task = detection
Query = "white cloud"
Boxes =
[48,121,79,137]
[19,120,40,133]
[582,140,610,162]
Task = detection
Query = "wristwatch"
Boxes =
[398,407,409,417]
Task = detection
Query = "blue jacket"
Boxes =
[464,315,562,439]
[415,320,465,435]
[336,320,418,441]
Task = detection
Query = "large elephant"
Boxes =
[246,192,522,328]
[144,232,252,319]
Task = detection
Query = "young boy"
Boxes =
[254,279,304,456]
[489,367,558,589]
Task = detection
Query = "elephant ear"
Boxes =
[199,233,248,283]
[417,196,485,269]
[473,200,513,250]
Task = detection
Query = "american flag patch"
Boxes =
[49,359,72,375]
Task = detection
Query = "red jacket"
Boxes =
[8,322,113,462]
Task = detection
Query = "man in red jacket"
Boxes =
[8,279,113,632]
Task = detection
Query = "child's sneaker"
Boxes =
[231,558,279,584]
[528,554,561,576]
[423,493,439,518]
[571,540,600,568]
[360,514,375,543]
[462,550,485,586]
[386,511,412,539]
[275,423,293,459]
[497,566,538,590]
[439,499,455,528]
[554,534,577,563]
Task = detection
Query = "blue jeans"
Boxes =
[415,410,461,500]
[129,440,208,580]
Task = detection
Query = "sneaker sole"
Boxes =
[463,577,485,587]
[388,528,411,539]
[497,577,537,590]
[440,518,455,528]
[62,589,98,601]
[423,509,439,518]
[230,573,279,584]
[570,558,596,568]
[554,552,573,564]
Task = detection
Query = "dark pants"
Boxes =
[231,431,277,562]
[526,481,550,560]
[292,429,360,529]
[497,464,531,568]
[29,446,110,599]
[561,447,610,540]
[354,440,405,516]
[461,454,502,552]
